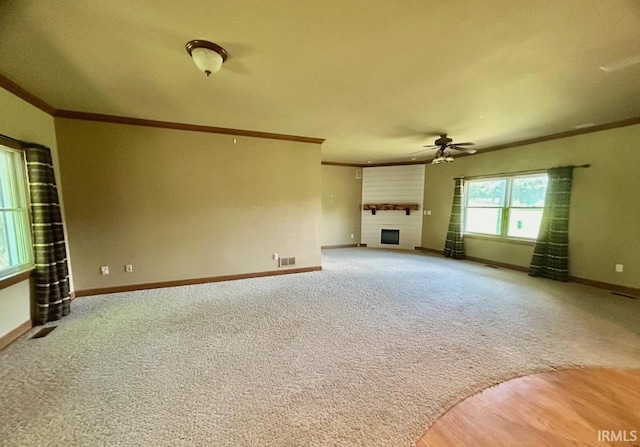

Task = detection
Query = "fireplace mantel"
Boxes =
[363,203,419,215]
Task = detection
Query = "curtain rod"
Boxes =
[0,133,46,150]
[456,164,590,180]
[0,133,24,149]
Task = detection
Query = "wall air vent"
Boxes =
[279,257,296,267]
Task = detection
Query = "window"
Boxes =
[0,145,32,279]
[464,173,548,240]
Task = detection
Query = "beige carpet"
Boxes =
[1,248,639,446]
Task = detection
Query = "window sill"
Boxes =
[464,234,536,246]
[0,268,34,292]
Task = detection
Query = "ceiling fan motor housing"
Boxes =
[435,134,453,146]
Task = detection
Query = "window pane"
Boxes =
[467,179,507,207]
[0,213,9,269]
[508,208,544,239]
[0,211,30,269]
[0,147,32,276]
[510,175,548,207]
[0,151,14,208]
[465,208,502,235]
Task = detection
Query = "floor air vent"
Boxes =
[279,257,296,267]
[31,326,57,339]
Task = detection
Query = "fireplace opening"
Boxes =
[381,229,400,245]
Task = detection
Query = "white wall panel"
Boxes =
[361,165,425,249]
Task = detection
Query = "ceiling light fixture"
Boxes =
[431,148,454,164]
[186,40,228,77]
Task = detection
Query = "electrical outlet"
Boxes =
[273,253,279,261]
[125,264,133,273]
[100,266,109,275]
[427,210,432,215]
[350,234,354,239]
[615,264,624,273]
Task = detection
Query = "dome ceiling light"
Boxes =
[185,40,228,77]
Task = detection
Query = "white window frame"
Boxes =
[0,144,33,281]
[463,172,548,241]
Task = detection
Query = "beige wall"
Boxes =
[422,124,640,289]
[55,118,322,291]
[0,280,31,338]
[321,165,362,246]
[0,86,69,338]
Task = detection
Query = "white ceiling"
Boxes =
[1,0,639,163]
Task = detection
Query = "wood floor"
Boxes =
[417,368,640,447]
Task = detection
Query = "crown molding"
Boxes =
[322,116,640,166]
[3,72,640,155]
[476,116,640,155]
[321,161,363,167]
[321,160,427,168]
[365,160,427,168]
[53,110,325,144]
[0,73,56,115]
[0,73,324,144]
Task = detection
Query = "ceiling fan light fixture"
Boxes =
[186,40,228,77]
[431,149,454,164]
[415,134,474,162]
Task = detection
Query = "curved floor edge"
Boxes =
[416,368,640,447]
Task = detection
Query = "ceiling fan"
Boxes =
[410,134,477,164]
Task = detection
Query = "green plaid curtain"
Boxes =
[528,166,574,281]
[443,177,465,259]
[24,145,71,323]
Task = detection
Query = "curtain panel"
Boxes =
[443,177,465,259]
[528,166,574,281]
[24,145,71,323]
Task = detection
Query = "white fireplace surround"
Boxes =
[361,165,425,250]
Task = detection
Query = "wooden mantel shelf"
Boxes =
[363,203,419,215]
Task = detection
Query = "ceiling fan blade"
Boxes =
[409,147,435,156]
[453,142,474,146]
[453,146,477,154]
